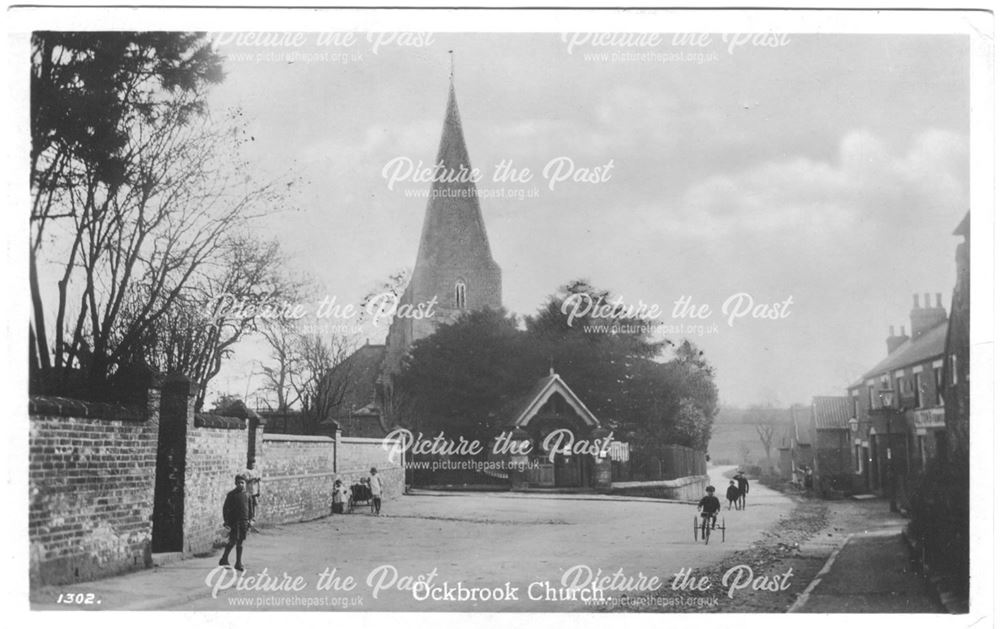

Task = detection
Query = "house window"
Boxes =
[851,393,858,418]
[934,366,944,405]
[914,373,923,408]
[855,444,863,473]
[950,354,959,385]
[454,280,467,310]
[868,385,875,409]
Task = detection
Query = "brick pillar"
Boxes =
[151,374,198,553]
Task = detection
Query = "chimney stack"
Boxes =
[910,290,947,338]
[886,324,909,355]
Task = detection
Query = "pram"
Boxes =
[348,479,373,513]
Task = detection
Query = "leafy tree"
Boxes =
[209,393,245,414]
[395,280,720,453]
[525,280,668,423]
[31,32,223,195]
[395,308,538,443]
[623,343,717,451]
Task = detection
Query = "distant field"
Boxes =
[708,422,772,466]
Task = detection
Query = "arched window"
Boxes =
[454,279,467,310]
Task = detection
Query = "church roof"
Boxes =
[324,343,386,421]
[412,81,499,273]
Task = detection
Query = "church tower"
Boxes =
[383,77,503,376]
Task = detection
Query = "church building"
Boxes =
[322,77,502,434]
[318,75,620,490]
[383,79,503,377]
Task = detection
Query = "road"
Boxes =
[32,466,794,612]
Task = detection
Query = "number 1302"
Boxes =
[56,592,99,605]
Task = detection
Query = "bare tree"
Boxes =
[30,88,296,397]
[140,235,300,409]
[259,318,301,413]
[292,333,359,434]
[754,422,776,464]
[258,324,361,434]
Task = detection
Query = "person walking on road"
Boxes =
[735,470,750,510]
[725,480,740,510]
[369,467,383,516]
[220,474,254,571]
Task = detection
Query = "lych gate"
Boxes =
[506,371,611,489]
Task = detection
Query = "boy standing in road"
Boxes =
[726,480,740,510]
[220,474,254,571]
[369,467,383,516]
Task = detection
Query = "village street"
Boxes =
[32,467,802,612]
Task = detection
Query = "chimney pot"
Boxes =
[913,294,920,308]
[924,293,931,308]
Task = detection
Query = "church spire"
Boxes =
[412,71,499,273]
[383,67,503,379]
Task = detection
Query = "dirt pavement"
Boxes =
[789,500,945,613]
[613,486,947,614]
[31,465,799,612]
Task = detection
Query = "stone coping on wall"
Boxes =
[262,434,334,443]
[193,413,247,429]
[28,395,145,422]
[340,436,391,444]
[610,474,710,489]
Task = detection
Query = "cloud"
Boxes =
[663,128,967,241]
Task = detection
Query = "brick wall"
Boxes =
[183,417,253,556]
[29,390,404,588]
[258,435,335,524]
[28,395,158,587]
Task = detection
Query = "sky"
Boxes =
[201,32,970,407]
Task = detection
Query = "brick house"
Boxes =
[847,293,949,497]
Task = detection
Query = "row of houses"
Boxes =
[780,212,970,504]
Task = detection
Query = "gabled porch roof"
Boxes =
[509,370,601,429]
